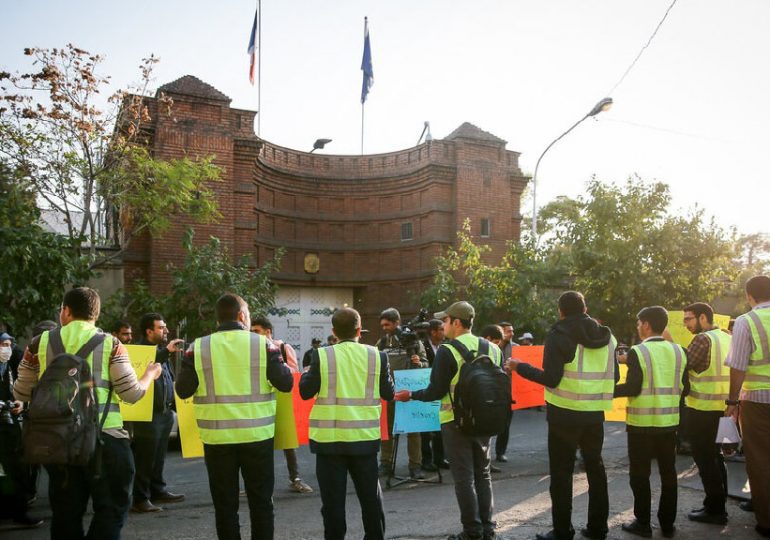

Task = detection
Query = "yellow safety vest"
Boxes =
[627,340,685,428]
[545,336,617,412]
[193,330,276,444]
[38,321,122,430]
[741,308,770,392]
[438,334,503,425]
[686,329,731,411]
[308,342,382,443]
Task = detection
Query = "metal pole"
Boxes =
[257,0,262,137]
[361,103,364,155]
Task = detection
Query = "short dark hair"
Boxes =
[498,321,513,328]
[637,306,668,334]
[251,314,272,331]
[63,287,101,321]
[746,275,770,302]
[558,291,586,317]
[111,320,132,333]
[379,308,401,323]
[449,316,473,329]
[139,312,164,337]
[428,319,443,331]
[216,293,248,323]
[332,308,361,340]
[683,302,714,324]
[480,324,503,341]
[32,320,58,338]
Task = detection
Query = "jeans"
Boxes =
[131,408,174,502]
[316,452,385,540]
[442,422,495,538]
[547,421,608,538]
[627,430,678,529]
[204,439,275,540]
[741,401,770,529]
[45,434,134,540]
[687,408,727,514]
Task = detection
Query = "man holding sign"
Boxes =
[300,307,394,540]
[508,291,617,540]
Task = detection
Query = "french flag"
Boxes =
[247,7,258,85]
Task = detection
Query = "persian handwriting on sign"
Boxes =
[393,368,440,434]
[118,345,156,422]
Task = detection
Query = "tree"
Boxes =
[0,44,221,269]
[0,161,92,337]
[539,176,737,342]
[99,229,284,340]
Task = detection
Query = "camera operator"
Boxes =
[0,332,42,528]
[377,308,428,479]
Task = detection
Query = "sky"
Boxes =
[3,0,769,236]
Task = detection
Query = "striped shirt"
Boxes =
[725,302,770,404]
[14,325,147,438]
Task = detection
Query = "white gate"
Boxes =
[268,287,354,357]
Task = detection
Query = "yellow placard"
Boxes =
[605,363,628,422]
[118,345,156,422]
[273,391,299,450]
[666,310,731,348]
[174,391,204,458]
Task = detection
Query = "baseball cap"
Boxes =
[434,301,475,321]
[311,338,322,345]
[518,332,534,341]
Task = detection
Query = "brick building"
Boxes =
[124,76,529,352]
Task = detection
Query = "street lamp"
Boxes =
[531,97,613,243]
[310,138,333,153]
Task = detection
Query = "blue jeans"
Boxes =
[46,434,134,540]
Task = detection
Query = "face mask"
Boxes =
[0,347,11,363]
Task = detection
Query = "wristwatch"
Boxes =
[725,399,740,406]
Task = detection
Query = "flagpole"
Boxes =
[257,0,262,137]
[361,103,364,155]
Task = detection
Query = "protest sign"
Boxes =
[118,345,155,422]
[174,391,204,458]
[393,368,440,434]
[511,346,546,410]
[605,363,629,422]
[667,310,731,348]
[274,389,299,450]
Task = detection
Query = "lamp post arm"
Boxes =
[531,112,591,243]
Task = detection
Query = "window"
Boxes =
[401,222,413,241]
[480,218,490,237]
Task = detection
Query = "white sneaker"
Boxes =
[289,478,313,493]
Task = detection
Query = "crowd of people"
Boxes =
[0,274,768,540]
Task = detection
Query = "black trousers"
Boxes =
[421,430,445,466]
[46,435,134,540]
[204,439,275,540]
[315,452,385,540]
[0,423,28,520]
[688,408,727,514]
[548,421,609,539]
[627,430,678,529]
[495,411,513,457]
[131,408,174,502]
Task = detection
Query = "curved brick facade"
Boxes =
[124,76,529,338]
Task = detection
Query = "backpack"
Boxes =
[23,329,112,467]
[449,338,513,437]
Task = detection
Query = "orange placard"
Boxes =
[510,346,546,410]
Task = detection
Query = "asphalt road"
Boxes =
[1,409,759,539]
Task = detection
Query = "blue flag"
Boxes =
[360,17,374,104]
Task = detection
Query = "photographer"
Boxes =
[377,308,428,479]
[0,332,42,528]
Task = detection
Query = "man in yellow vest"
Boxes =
[614,306,688,538]
[681,302,730,525]
[14,287,162,539]
[175,293,293,540]
[508,291,617,540]
[395,301,503,540]
[725,275,770,538]
[299,307,393,540]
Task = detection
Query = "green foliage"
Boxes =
[539,176,737,342]
[0,163,92,337]
[98,229,284,341]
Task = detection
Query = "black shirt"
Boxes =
[299,341,394,455]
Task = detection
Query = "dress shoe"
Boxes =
[482,531,496,540]
[687,509,727,524]
[661,526,676,538]
[755,525,770,538]
[535,530,573,540]
[740,500,753,512]
[490,464,502,473]
[130,500,162,513]
[151,491,185,504]
[495,454,508,463]
[620,520,652,538]
[580,527,607,539]
[422,461,438,471]
[447,532,481,540]
[438,459,451,469]
[13,515,44,529]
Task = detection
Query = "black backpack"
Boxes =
[449,338,513,437]
[23,329,112,467]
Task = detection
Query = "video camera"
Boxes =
[0,400,16,425]
[393,308,431,359]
